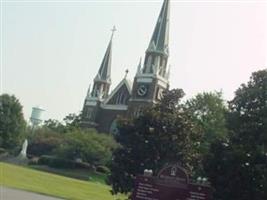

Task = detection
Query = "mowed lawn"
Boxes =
[0,162,125,200]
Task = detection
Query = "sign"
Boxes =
[187,184,212,200]
[157,164,189,186]
[132,164,212,200]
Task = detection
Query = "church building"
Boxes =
[81,0,171,133]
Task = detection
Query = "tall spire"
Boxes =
[136,57,142,75]
[90,27,116,99]
[141,0,170,76]
[86,84,91,99]
[147,0,170,55]
[95,26,116,83]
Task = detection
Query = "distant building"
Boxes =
[81,0,171,133]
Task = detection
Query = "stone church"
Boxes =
[81,0,171,133]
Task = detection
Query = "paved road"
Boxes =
[1,187,64,200]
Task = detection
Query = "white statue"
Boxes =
[19,139,28,158]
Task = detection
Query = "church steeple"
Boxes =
[142,0,170,78]
[91,27,116,99]
[128,0,171,116]
[147,0,170,55]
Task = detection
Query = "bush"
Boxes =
[96,165,110,174]
[75,161,94,170]
[38,155,95,169]
[54,129,118,166]
[27,128,64,156]
[38,155,76,168]
[28,157,39,165]
[0,148,6,155]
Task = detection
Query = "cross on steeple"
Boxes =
[111,25,117,39]
[124,69,129,79]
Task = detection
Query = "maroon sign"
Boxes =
[187,183,212,200]
[157,164,189,186]
[132,176,188,200]
[132,164,212,200]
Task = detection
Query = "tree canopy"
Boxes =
[109,89,202,194]
[0,94,26,149]
[186,91,228,154]
[204,69,267,200]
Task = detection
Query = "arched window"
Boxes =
[115,92,127,105]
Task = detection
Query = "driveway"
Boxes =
[1,187,64,200]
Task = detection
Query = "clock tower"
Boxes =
[128,0,170,116]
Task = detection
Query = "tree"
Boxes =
[63,113,82,130]
[204,69,267,200]
[0,94,26,149]
[43,119,65,133]
[43,113,82,133]
[109,89,202,194]
[186,91,228,154]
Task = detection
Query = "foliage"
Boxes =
[96,165,111,174]
[0,147,6,154]
[109,89,202,194]
[204,69,267,200]
[37,155,94,170]
[38,155,75,168]
[43,113,82,134]
[63,113,82,131]
[42,119,65,133]
[186,91,228,149]
[0,94,26,149]
[27,127,64,156]
[55,129,118,166]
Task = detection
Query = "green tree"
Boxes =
[186,91,228,154]
[109,89,202,194]
[43,113,82,133]
[0,94,26,149]
[204,69,267,200]
[63,113,81,128]
[43,119,65,133]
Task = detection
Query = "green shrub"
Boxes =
[28,157,39,165]
[27,128,64,156]
[0,148,6,154]
[96,165,110,174]
[38,155,76,168]
[75,161,93,170]
[55,129,118,166]
[38,155,95,169]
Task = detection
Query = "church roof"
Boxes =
[147,0,170,55]
[94,30,115,83]
[103,78,133,105]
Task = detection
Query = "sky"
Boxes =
[1,0,266,122]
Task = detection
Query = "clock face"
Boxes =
[137,84,148,97]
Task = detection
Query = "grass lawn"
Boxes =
[30,165,107,184]
[0,162,125,200]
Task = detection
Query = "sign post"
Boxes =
[132,164,212,200]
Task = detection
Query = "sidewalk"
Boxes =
[0,187,64,200]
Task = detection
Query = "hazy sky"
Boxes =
[1,0,266,122]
